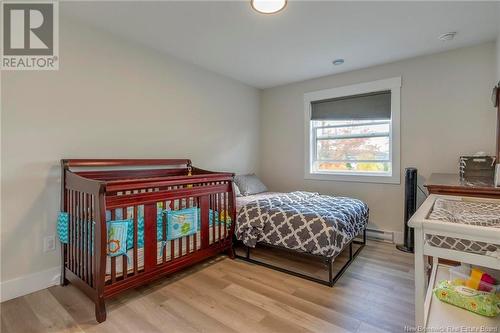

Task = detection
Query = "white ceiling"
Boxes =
[64,1,500,89]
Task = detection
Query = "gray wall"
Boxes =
[1,18,260,282]
[259,43,497,236]
[498,6,500,81]
[497,37,500,81]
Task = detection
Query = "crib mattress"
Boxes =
[105,227,226,279]
[426,198,500,255]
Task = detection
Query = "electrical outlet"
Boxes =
[43,235,56,252]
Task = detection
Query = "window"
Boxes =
[304,77,401,184]
[312,119,391,173]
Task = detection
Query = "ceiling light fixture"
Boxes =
[251,0,287,14]
[332,59,345,66]
[439,32,457,41]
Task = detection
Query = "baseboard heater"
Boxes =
[366,228,394,243]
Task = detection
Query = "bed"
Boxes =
[234,190,369,286]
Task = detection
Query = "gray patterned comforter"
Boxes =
[235,191,369,257]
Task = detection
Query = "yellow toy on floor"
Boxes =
[464,268,496,292]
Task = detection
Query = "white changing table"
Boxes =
[408,194,500,329]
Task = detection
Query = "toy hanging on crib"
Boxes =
[186,164,193,188]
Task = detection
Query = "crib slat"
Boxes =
[83,193,87,283]
[218,192,222,243]
[226,188,229,240]
[81,192,85,279]
[208,194,212,245]
[122,207,128,279]
[86,193,90,283]
[144,203,157,271]
[200,196,209,249]
[182,198,187,255]
[179,211,183,256]
[227,190,230,240]
[194,197,198,251]
[169,200,174,261]
[110,210,116,283]
[78,192,82,279]
[73,190,77,274]
[73,190,78,275]
[80,193,83,281]
[186,198,191,254]
[89,194,94,287]
[82,193,86,283]
[212,194,216,244]
[224,189,228,241]
[69,190,74,273]
[208,194,211,245]
[76,192,79,278]
[64,189,68,272]
[162,201,167,263]
[221,192,229,242]
[82,192,86,280]
[133,206,138,275]
[68,190,72,273]
[69,190,72,273]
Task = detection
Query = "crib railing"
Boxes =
[65,189,96,286]
[61,169,106,302]
[102,186,233,285]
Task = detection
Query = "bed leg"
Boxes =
[95,298,106,323]
[328,258,334,287]
[60,272,68,286]
[60,246,68,286]
[227,245,235,259]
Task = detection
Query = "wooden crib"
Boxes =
[60,159,236,322]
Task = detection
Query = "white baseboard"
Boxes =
[0,266,61,302]
[393,230,404,245]
[366,225,404,244]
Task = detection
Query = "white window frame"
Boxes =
[304,77,401,184]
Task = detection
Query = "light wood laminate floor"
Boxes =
[1,241,415,333]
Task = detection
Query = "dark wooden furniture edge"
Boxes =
[424,173,500,199]
[63,159,192,168]
[424,184,500,198]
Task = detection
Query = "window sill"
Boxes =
[305,172,400,184]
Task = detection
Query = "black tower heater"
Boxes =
[396,167,418,253]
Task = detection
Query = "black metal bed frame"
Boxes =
[235,228,367,287]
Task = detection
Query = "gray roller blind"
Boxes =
[311,91,391,120]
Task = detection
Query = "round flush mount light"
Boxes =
[439,32,457,41]
[332,59,345,66]
[251,0,287,14]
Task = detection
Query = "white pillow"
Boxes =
[234,174,268,196]
[233,184,242,197]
